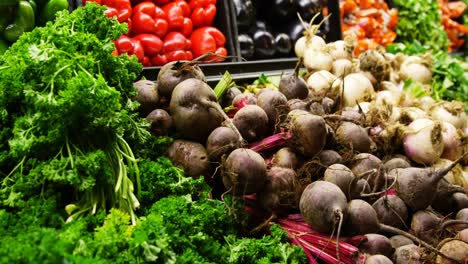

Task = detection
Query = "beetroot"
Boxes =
[299,180,347,233]
[336,121,373,153]
[256,90,289,131]
[384,156,411,171]
[322,97,335,114]
[271,147,300,169]
[393,244,422,264]
[221,148,267,195]
[157,61,205,98]
[435,239,468,264]
[288,111,327,158]
[372,195,408,229]
[222,87,242,107]
[232,93,257,105]
[170,78,240,143]
[410,210,441,244]
[146,109,172,136]
[344,199,380,236]
[167,140,210,178]
[364,254,393,264]
[258,167,299,215]
[278,61,309,100]
[206,127,241,161]
[323,164,356,199]
[389,235,413,249]
[358,234,394,258]
[388,154,466,211]
[349,153,383,191]
[288,99,308,111]
[232,105,269,142]
[318,150,343,166]
[133,80,159,115]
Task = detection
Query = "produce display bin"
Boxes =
[142,0,342,81]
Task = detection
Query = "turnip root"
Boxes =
[306,70,337,94]
[233,105,269,142]
[399,55,432,84]
[167,140,210,178]
[331,58,353,77]
[221,148,267,195]
[323,164,356,199]
[157,61,205,98]
[299,180,347,234]
[364,254,393,264]
[133,80,159,115]
[393,244,422,264]
[258,167,299,215]
[335,121,373,153]
[206,127,241,161]
[388,154,467,211]
[359,50,391,84]
[441,122,463,161]
[294,13,327,58]
[256,90,289,131]
[304,49,333,72]
[146,109,172,136]
[435,239,468,264]
[271,147,300,169]
[358,234,394,258]
[430,101,467,129]
[279,60,309,100]
[342,73,375,107]
[403,118,444,165]
[372,195,408,229]
[389,235,413,249]
[170,78,241,143]
[326,40,352,60]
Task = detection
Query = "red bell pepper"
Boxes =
[188,0,217,28]
[150,54,168,66]
[162,31,193,63]
[114,35,145,63]
[132,2,168,37]
[85,0,132,23]
[189,26,227,62]
[132,33,163,56]
[162,0,193,36]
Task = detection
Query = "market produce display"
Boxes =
[83,0,228,66]
[0,1,467,263]
[233,0,332,60]
[0,0,69,54]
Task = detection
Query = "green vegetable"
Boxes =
[0,3,146,225]
[3,0,35,42]
[38,0,69,26]
[0,37,8,54]
[392,0,449,51]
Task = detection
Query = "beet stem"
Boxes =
[432,152,468,183]
[440,219,468,230]
[249,132,294,153]
[359,177,397,198]
[379,223,463,264]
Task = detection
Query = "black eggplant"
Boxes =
[296,0,324,21]
[281,19,326,45]
[233,0,256,28]
[271,0,296,19]
[274,33,292,56]
[238,33,255,60]
[250,29,276,59]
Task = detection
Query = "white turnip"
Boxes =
[403,118,444,165]
[342,73,375,107]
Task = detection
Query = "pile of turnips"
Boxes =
[131,16,468,264]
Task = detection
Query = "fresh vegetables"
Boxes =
[339,0,398,56]
[86,0,228,66]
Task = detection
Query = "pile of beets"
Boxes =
[132,42,468,263]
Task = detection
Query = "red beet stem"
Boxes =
[297,237,342,264]
[249,132,294,153]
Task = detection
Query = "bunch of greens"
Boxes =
[0,3,146,224]
[392,0,449,51]
[387,42,468,110]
